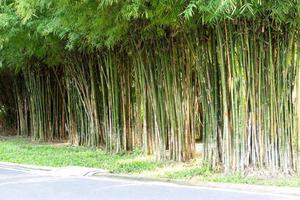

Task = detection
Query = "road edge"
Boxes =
[1,161,300,198]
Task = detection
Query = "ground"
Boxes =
[0,163,298,200]
[0,136,299,187]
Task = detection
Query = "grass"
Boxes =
[161,167,300,187]
[0,136,299,188]
[0,136,162,174]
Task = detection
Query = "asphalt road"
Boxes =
[0,165,298,200]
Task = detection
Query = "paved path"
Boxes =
[0,164,298,200]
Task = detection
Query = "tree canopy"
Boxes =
[1,0,300,69]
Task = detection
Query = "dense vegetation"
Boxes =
[0,0,299,172]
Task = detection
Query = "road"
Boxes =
[0,164,298,200]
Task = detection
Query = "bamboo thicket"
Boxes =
[8,20,300,172]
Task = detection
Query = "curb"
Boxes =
[0,161,108,176]
[0,161,55,171]
[93,172,300,198]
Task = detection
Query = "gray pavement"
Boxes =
[0,164,298,200]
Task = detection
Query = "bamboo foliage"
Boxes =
[11,20,300,172]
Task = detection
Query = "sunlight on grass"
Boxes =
[0,136,161,174]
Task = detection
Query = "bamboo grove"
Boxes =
[0,1,300,172]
